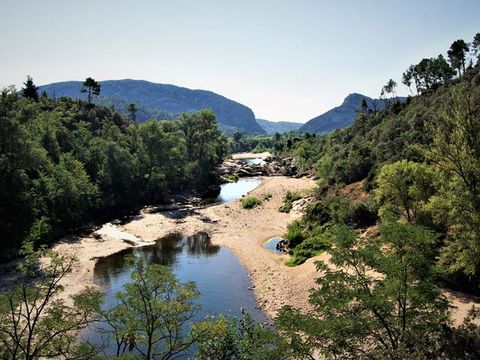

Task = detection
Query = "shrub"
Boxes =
[222,174,239,183]
[279,191,302,213]
[285,234,331,266]
[304,201,330,225]
[240,196,262,209]
[285,221,305,247]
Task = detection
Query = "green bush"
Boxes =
[285,221,305,247]
[279,191,302,213]
[222,174,239,183]
[285,234,331,266]
[240,196,262,209]
[304,201,330,225]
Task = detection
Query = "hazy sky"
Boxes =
[1,0,479,122]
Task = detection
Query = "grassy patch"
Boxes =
[240,196,262,209]
[222,174,239,183]
[279,191,302,213]
[284,220,331,266]
[284,221,305,247]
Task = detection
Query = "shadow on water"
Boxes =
[85,232,268,357]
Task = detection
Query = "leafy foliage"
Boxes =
[240,196,262,209]
[194,311,289,360]
[277,222,450,359]
[0,243,104,359]
[100,259,200,359]
[279,190,302,213]
[0,89,227,260]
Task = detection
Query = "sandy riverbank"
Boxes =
[53,175,479,324]
[231,151,271,160]
[54,176,318,317]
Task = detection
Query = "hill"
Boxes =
[39,79,265,134]
[256,119,302,134]
[300,93,405,134]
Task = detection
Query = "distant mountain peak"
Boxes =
[343,93,369,104]
[300,93,404,134]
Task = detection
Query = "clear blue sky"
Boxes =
[1,0,479,122]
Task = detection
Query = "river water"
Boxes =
[81,175,268,356]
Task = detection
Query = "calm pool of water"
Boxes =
[81,233,268,356]
[264,237,284,253]
[214,177,261,203]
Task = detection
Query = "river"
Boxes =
[80,176,267,356]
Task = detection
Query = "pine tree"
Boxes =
[80,77,101,104]
[127,102,138,122]
[21,75,39,101]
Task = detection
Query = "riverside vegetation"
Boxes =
[1,32,480,359]
[0,84,227,261]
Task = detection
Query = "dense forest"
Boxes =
[0,86,227,260]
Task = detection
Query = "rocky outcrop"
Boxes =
[290,197,315,215]
[219,156,309,179]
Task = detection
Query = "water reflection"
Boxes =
[94,233,220,287]
[214,177,261,203]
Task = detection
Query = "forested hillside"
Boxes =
[39,79,266,134]
[256,118,302,134]
[0,89,227,260]
[276,36,480,287]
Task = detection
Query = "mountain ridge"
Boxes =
[255,118,302,134]
[39,79,265,134]
[300,93,405,134]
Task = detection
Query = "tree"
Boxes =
[127,103,138,122]
[81,77,101,104]
[375,160,434,223]
[424,83,480,275]
[276,222,450,359]
[232,130,243,143]
[21,76,38,101]
[179,110,227,187]
[360,98,368,115]
[387,78,397,102]
[402,68,414,94]
[471,33,480,61]
[101,259,200,359]
[381,79,397,106]
[194,311,289,360]
[0,242,103,359]
[432,54,455,86]
[448,39,469,78]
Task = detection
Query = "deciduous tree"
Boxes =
[0,243,103,360]
[101,259,200,359]
[276,222,449,359]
